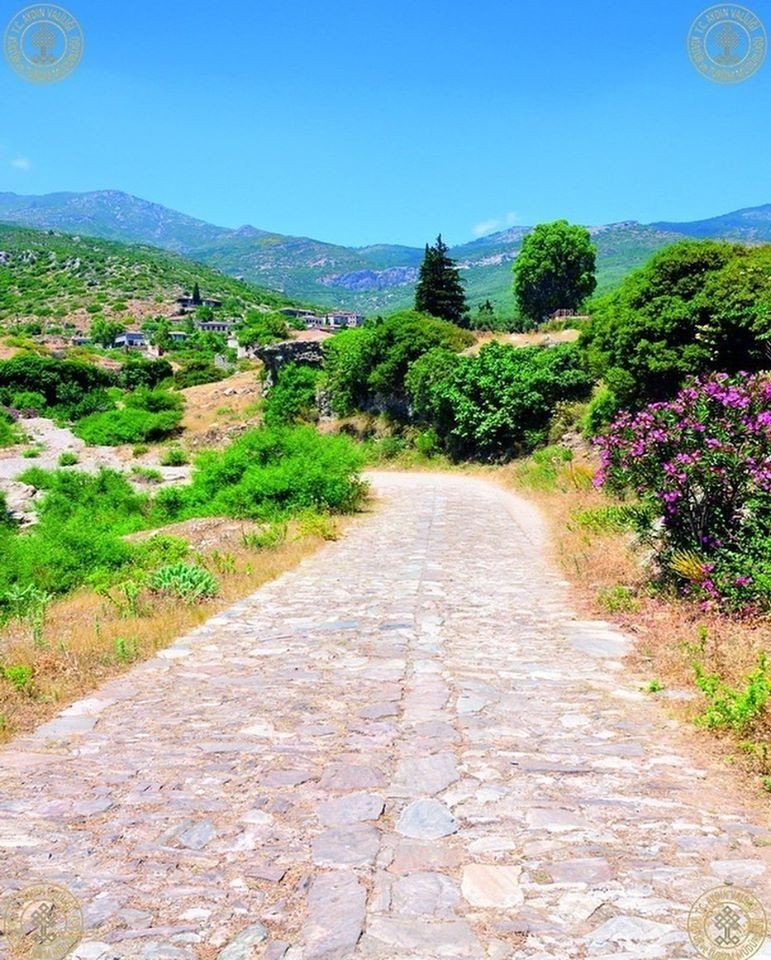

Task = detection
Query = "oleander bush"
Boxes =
[595,372,771,612]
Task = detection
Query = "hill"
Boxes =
[1,190,769,313]
[0,222,295,329]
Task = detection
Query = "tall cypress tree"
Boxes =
[192,282,202,305]
[415,235,468,327]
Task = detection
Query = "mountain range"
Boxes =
[1,190,770,313]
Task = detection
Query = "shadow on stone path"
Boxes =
[1,472,770,960]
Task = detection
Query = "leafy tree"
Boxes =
[324,310,474,416]
[237,310,289,347]
[407,341,592,460]
[91,316,126,348]
[579,240,771,412]
[513,220,597,325]
[263,363,321,425]
[192,282,202,305]
[415,235,469,327]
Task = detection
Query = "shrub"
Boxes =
[148,563,219,602]
[74,407,182,445]
[58,451,79,467]
[153,426,366,522]
[263,363,321,425]
[325,310,473,416]
[694,654,770,732]
[407,342,592,460]
[159,446,189,466]
[242,522,288,549]
[596,372,771,611]
[0,664,33,694]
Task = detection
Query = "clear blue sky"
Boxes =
[0,0,769,246]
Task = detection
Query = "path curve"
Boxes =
[1,471,770,960]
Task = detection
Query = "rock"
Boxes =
[547,857,612,883]
[396,799,458,839]
[712,859,767,883]
[389,841,464,873]
[391,752,459,797]
[71,942,114,960]
[303,872,366,959]
[588,915,680,946]
[364,917,483,957]
[391,872,460,916]
[177,819,216,850]
[461,864,524,909]
[315,793,385,827]
[525,808,590,833]
[319,763,386,792]
[217,923,269,960]
[312,825,380,867]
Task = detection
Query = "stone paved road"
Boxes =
[1,472,771,960]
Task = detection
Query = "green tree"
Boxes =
[513,220,597,325]
[90,316,126,348]
[192,282,202,305]
[579,239,763,412]
[415,235,469,327]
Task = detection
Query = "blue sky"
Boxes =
[0,0,769,246]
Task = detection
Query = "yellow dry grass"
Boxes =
[180,367,263,439]
[0,514,357,743]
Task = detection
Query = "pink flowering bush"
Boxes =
[595,373,771,613]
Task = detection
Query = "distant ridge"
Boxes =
[1,189,768,312]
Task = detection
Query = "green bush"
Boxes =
[0,664,33,694]
[148,563,219,602]
[153,426,366,522]
[159,446,189,466]
[694,654,770,732]
[263,363,321,425]
[74,407,182,445]
[407,342,593,460]
[58,451,79,467]
[325,310,474,416]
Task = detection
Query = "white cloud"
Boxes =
[11,157,30,171]
[471,211,521,238]
[472,218,501,237]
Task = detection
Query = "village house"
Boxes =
[113,331,147,349]
[197,320,234,334]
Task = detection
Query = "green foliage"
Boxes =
[242,522,288,550]
[0,354,113,420]
[153,426,366,522]
[91,316,126,348]
[263,363,321,425]
[237,310,290,347]
[297,509,340,541]
[407,342,593,460]
[414,235,468,326]
[579,240,771,409]
[0,412,22,448]
[513,220,597,324]
[114,636,138,663]
[582,383,621,436]
[58,451,79,466]
[694,654,771,732]
[597,585,639,614]
[172,359,228,388]
[0,664,33,694]
[75,407,182,445]
[148,563,219,602]
[572,503,653,533]
[324,310,473,416]
[117,359,173,390]
[159,446,189,466]
[123,388,183,413]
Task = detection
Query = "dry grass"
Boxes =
[497,450,771,783]
[0,513,358,743]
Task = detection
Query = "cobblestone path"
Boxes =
[1,472,770,960]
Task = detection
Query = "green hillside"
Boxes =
[0,222,295,325]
